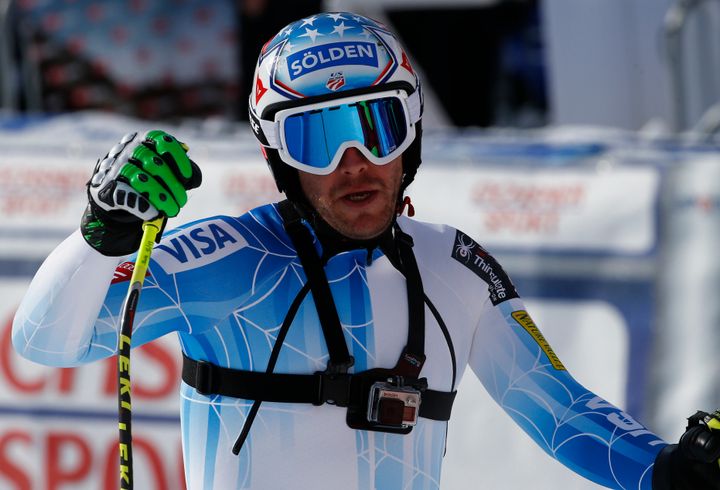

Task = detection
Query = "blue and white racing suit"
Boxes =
[13,203,666,489]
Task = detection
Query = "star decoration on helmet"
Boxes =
[298,27,323,43]
[331,22,352,37]
[301,15,318,27]
[327,12,346,22]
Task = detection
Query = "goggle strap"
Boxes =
[407,89,422,125]
[260,119,280,149]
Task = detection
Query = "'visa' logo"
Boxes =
[154,219,248,273]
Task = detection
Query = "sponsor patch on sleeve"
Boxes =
[153,218,248,274]
[451,230,519,306]
[511,310,566,370]
[111,261,147,284]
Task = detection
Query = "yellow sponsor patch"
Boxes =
[511,310,566,371]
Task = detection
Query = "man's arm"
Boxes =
[12,130,202,367]
[12,230,121,366]
[469,292,720,489]
[469,295,664,489]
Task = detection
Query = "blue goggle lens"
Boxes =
[283,96,408,170]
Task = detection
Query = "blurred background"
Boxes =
[1,0,720,488]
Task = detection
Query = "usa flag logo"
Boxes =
[326,72,345,91]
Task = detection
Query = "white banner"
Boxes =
[412,165,659,254]
[0,279,184,489]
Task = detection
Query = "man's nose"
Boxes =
[338,147,370,174]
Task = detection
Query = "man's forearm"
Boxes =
[12,230,120,367]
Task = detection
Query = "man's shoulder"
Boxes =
[397,216,494,261]
[396,216,462,267]
[396,215,454,241]
[399,216,519,304]
[397,216,475,254]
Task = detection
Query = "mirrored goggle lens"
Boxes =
[282,96,408,170]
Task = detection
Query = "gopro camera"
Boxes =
[367,378,421,429]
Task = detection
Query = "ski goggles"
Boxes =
[258,89,422,175]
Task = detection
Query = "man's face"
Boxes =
[298,148,403,240]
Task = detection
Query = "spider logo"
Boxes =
[455,234,475,262]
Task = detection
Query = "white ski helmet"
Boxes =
[248,12,423,202]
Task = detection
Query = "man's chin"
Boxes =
[329,213,394,241]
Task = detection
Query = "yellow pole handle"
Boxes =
[129,217,165,285]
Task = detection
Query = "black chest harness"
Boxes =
[182,201,457,454]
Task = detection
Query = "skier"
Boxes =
[13,11,720,489]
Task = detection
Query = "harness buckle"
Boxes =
[194,361,214,395]
[315,372,352,407]
[325,356,355,374]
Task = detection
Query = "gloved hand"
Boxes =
[81,130,202,256]
[653,410,720,489]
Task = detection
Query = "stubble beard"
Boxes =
[313,177,401,240]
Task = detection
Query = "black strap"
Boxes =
[277,201,354,372]
[183,354,456,421]
[382,224,456,390]
[231,280,311,454]
[390,227,426,377]
[424,294,457,390]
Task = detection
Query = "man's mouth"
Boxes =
[345,191,373,201]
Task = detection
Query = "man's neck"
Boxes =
[290,199,396,263]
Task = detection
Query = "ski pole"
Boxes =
[117,216,166,490]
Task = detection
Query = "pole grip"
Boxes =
[129,217,165,285]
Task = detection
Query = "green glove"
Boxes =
[81,130,202,256]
